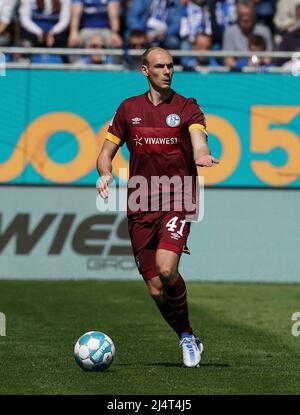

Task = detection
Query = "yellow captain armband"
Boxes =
[105,132,124,146]
[188,123,208,136]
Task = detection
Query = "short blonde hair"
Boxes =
[141,47,172,66]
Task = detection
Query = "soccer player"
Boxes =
[96,47,219,367]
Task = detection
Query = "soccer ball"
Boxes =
[74,331,115,371]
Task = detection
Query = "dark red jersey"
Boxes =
[106,90,207,216]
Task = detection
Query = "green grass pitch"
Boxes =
[0,280,300,395]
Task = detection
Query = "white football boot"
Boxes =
[179,333,204,368]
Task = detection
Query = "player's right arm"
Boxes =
[97,101,127,198]
[96,140,120,198]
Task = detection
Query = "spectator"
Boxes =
[193,32,220,66]
[180,1,212,42]
[128,29,149,49]
[80,34,113,64]
[253,0,277,33]
[119,0,131,38]
[222,0,272,69]
[247,33,272,69]
[180,0,212,68]
[278,4,300,66]
[126,0,181,50]
[182,32,220,69]
[274,0,300,34]
[125,29,149,69]
[68,0,123,49]
[0,0,18,46]
[209,0,237,47]
[19,0,71,48]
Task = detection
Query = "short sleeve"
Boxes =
[106,102,127,147]
[186,98,207,136]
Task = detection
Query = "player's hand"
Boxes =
[97,174,113,199]
[195,155,219,167]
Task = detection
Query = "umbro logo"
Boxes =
[131,117,142,125]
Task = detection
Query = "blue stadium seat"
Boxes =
[31,54,63,64]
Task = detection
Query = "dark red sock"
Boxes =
[155,301,179,333]
[163,274,193,337]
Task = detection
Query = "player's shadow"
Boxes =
[145,363,230,368]
[119,363,230,368]
[197,363,230,368]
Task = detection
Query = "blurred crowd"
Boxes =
[0,0,299,70]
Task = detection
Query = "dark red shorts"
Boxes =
[128,211,191,281]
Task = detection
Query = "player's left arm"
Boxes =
[190,128,219,167]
